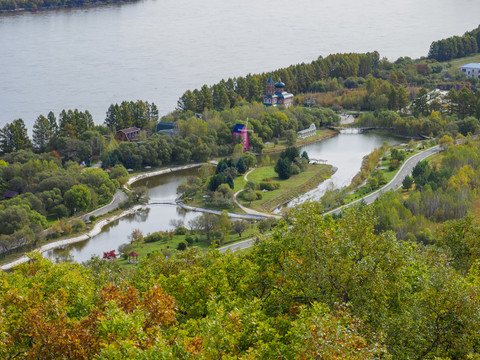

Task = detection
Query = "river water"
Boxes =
[45,168,202,263]
[45,130,402,263]
[1,0,480,130]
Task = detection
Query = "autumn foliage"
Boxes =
[2,203,480,358]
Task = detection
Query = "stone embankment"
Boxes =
[1,205,142,271]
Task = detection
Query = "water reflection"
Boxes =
[46,131,404,263]
[288,131,404,206]
[46,169,201,264]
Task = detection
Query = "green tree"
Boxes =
[0,119,32,154]
[201,84,214,110]
[402,175,413,190]
[64,184,92,214]
[232,219,249,237]
[274,157,292,179]
[284,129,297,146]
[32,115,53,152]
[242,189,256,204]
[216,210,231,244]
[397,87,410,113]
[413,88,429,117]
[236,157,247,174]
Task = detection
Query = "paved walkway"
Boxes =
[220,144,442,253]
[325,145,440,215]
[232,168,281,219]
[80,189,128,221]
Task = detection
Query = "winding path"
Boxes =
[2,146,441,268]
[220,145,442,253]
[325,145,441,215]
[232,168,281,219]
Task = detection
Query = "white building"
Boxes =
[297,123,316,140]
[460,63,480,78]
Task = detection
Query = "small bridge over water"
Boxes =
[149,200,178,206]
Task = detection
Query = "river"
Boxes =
[45,130,403,263]
[45,168,202,263]
[1,0,480,130]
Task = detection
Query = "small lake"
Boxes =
[46,130,404,263]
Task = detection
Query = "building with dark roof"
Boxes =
[3,190,18,199]
[155,121,178,136]
[115,127,141,142]
[262,75,294,108]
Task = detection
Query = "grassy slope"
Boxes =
[238,164,332,212]
[116,226,259,267]
[262,129,336,154]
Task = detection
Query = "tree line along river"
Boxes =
[45,130,404,263]
[1,0,480,130]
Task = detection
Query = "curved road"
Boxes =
[325,145,441,215]
[220,145,441,253]
[80,189,129,221]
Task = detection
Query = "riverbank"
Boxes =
[127,163,204,186]
[262,129,337,155]
[1,205,142,271]
[0,130,386,269]
[237,164,335,214]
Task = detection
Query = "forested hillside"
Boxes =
[1,203,480,359]
[428,25,480,61]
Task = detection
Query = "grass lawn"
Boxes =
[442,54,480,76]
[116,225,259,268]
[238,164,332,212]
[262,129,336,154]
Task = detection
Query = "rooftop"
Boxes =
[117,127,140,135]
[461,63,480,69]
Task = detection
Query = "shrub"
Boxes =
[144,231,169,243]
[61,221,73,235]
[71,218,86,232]
[185,236,194,245]
[259,182,280,191]
[177,240,188,251]
[89,215,96,222]
[118,243,134,259]
[291,164,300,175]
[174,226,188,235]
[255,191,263,200]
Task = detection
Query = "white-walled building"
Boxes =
[297,123,316,139]
[460,63,480,78]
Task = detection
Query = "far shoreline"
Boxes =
[0,0,138,15]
